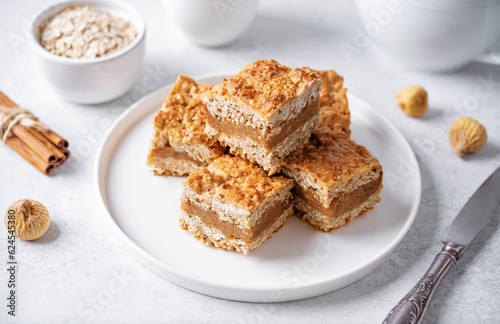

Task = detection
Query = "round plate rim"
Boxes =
[94,71,422,301]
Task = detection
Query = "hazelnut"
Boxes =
[4,199,50,240]
[396,86,428,117]
[449,117,487,156]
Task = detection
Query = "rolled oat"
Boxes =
[40,5,137,59]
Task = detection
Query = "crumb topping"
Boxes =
[152,75,223,153]
[206,59,321,118]
[284,126,381,185]
[315,70,351,135]
[183,155,293,210]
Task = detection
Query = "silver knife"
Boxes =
[383,165,500,324]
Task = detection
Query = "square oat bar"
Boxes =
[203,59,322,174]
[282,127,383,232]
[180,155,294,254]
[147,75,224,176]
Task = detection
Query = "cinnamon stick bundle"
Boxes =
[0,91,70,175]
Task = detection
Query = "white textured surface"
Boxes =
[0,1,499,323]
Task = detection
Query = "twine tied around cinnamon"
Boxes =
[0,91,70,175]
[0,106,49,143]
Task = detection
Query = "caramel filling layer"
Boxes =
[296,176,382,218]
[181,199,291,243]
[207,99,319,150]
[148,146,203,164]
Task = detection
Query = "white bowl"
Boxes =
[30,0,146,104]
[163,0,258,47]
[354,0,500,72]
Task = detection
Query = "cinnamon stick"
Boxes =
[61,147,70,159]
[0,91,70,175]
[11,125,60,164]
[7,134,55,175]
[55,148,70,166]
[27,127,66,163]
[42,129,68,149]
[0,91,16,108]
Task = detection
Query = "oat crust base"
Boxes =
[180,206,293,254]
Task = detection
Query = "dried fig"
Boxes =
[4,199,50,240]
[449,117,487,156]
[396,86,428,117]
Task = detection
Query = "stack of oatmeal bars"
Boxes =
[147,59,383,254]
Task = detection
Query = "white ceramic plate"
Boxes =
[95,73,421,302]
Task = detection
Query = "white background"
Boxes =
[1,0,499,323]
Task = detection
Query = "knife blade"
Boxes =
[442,166,500,246]
[383,165,500,324]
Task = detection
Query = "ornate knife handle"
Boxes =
[382,242,465,324]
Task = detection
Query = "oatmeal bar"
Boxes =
[282,127,383,232]
[147,75,224,176]
[180,155,294,254]
[316,70,351,136]
[203,59,322,174]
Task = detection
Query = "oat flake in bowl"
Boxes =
[40,5,137,59]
